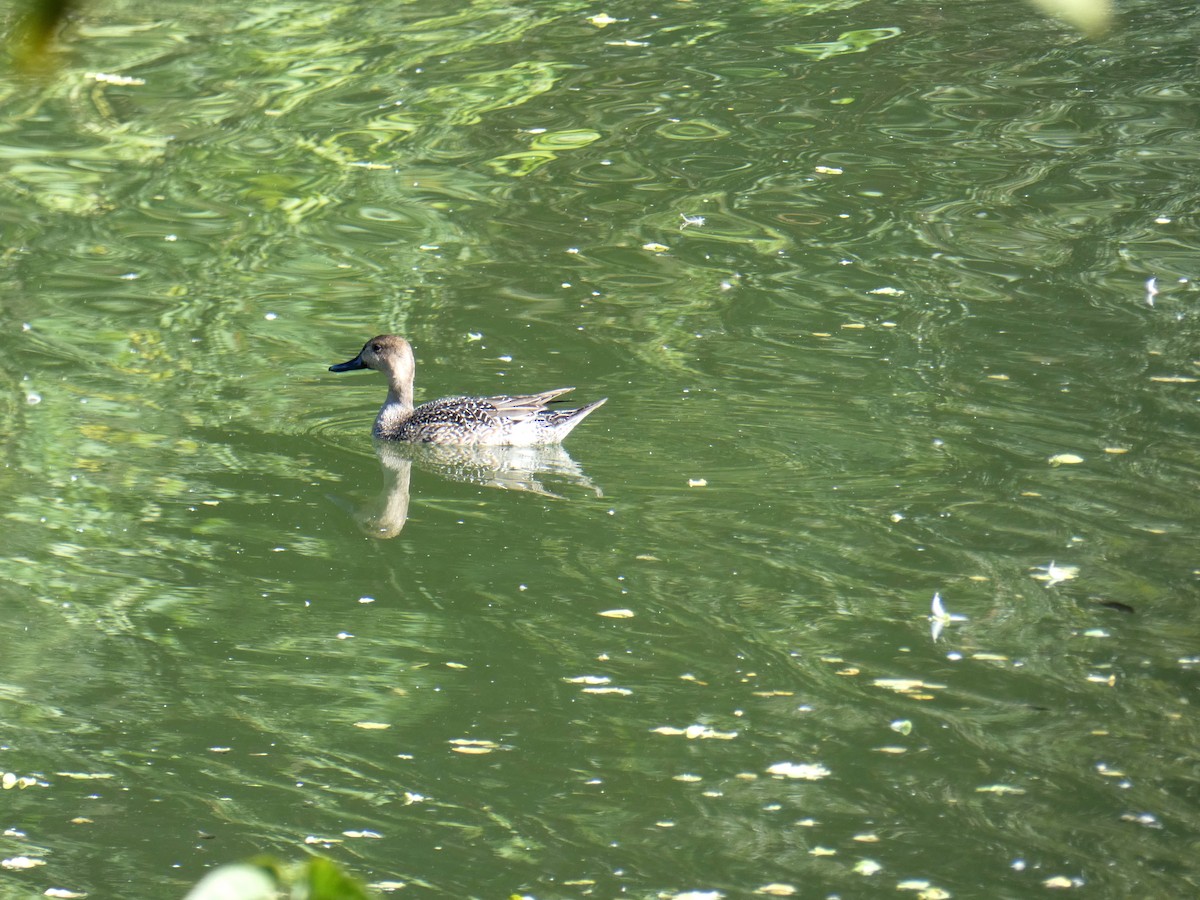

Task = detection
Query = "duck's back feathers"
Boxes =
[377,390,607,445]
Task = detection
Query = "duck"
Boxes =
[329,334,607,445]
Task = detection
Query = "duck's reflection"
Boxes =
[347,440,603,538]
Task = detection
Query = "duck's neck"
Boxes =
[375,376,415,436]
[386,374,414,412]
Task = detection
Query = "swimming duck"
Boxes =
[329,335,607,445]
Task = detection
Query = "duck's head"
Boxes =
[329,334,415,378]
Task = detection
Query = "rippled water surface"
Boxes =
[2,0,1199,896]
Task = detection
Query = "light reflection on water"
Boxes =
[1,0,1199,897]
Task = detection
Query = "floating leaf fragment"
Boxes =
[643,242,670,252]
[809,846,837,857]
[756,885,796,896]
[599,608,635,618]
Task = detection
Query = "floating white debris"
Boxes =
[1042,875,1082,889]
[929,592,967,641]
[643,242,670,252]
[653,725,738,740]
[1119,812,1161,828]
[872,678,944,695]
[766,762,831,780]
[688,478,708,487]
[853,859,882,875]
[976,784,1027,795]
[1048,453,1084,466]
[371,881,408,892]
[587,13,620,26]
[87,72,145,86]
[814,165,843,175]
[1031,561,1079,586]
[354,722,391,730]
[564,675,611,685]
[1,857,44,870]
[868,287,905,296]
[599,608,634,618]
[1145,276,1158,307]
[755,885,796,896]
[449,738,500,754]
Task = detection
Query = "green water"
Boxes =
[1,0,1198,897]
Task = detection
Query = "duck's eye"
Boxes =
[371,343,382,353]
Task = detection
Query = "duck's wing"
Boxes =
[481,387,577,421]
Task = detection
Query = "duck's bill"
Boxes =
[329,356,368,372]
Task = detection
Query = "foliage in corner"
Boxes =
[10,0,78,70]
[184,855,373,900]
